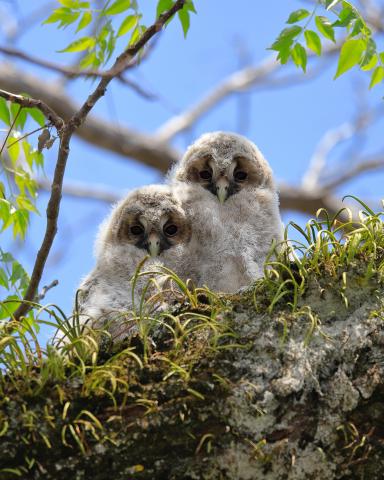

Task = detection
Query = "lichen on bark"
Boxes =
[1,211,383,479]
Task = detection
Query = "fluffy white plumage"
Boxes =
[169,131,284,292]
[74,184,195,341]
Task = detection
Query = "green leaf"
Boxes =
[315,16,336,42]
[185,0,196,14]
[332,6,356,28]
[360,38,377,69]
[104,0,131,15]
[334,38,366,78]
[79,51,98,68]
[178,8,190,37]
[286,9,310,24]
[129,25,141,46]
[326,0,341,9]
[369,66,384,88]
[157,0,174,18]
[361,54,378,71]
[76,11,92,32]
[0,98,10,126]
[291,43,307,72]
[58,0,79,6]
[270,25,302,51]
[117,15,138,37]
[26,108,46,127]
[10,103,27,130]
[43,8,80,28]
[7,136,20,164]
[0,267,9,289]
[58,36,95,53]
[304,30,322,56]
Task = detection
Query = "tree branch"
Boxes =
[37,176,362,222]
[0,65,179,171]
[0,45,156,99]
[0,89,64,130]
[156,44,340,142]
[36,177,122,204]
[321,156,384,191]
[12,0,187,320]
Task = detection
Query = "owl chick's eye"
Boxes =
[199,169,212,180]
[234,170,248,182]
[130,224,144,235]
[163,224,178,237]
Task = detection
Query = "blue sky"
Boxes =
[1,0,383,338]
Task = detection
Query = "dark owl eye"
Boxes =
[234,170,248,182]
[164,224,178,237]
[199,170,212,180]
[130,224,144,235]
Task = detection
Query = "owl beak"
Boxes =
[147,232,161,257]
[216,177,230,203]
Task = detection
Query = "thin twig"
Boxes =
[12,0,187,321]
[0,89,64,130]
[35,279,59,302]
[7,124,49,149]
[0,104,22,156]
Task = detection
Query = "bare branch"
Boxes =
[278,183,358,222]
[156,44,340,142]
[0,45,156,99]
[37,175,362,223]
[302,107,383,189]
[12,0,187,320]
[0,88,64,130]
[321,156,384,191]
[0,66,179,171]
[37,177,122,204]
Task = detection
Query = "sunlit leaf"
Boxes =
[104,0,131,16]
[117,15,138,37]
[26,108,46,127]
[334,38,366,78]
[315,15,336,42]
[7,136,20,164]
[0,98,10,126]
[178,8,190,37]
[76,11,92,32]
[43,8,80,29]
[58,36,95,53]
[157,0,174,18]
[369,66,384,88]
[326,0,341,9]
[10,104,27,130]
[291,43,307,72]
[286,9,310,24]
[304,30,322,56]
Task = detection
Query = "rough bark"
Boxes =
[1,257,383,479]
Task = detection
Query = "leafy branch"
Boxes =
[8,0,188,322]
[271,0,384,88]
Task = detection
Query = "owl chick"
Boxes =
[170,131,284,292]
[74,184,193,341]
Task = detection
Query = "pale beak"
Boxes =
[147,232,161,257]
[216,177,230,203]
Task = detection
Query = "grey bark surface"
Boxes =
[1,273,383,479]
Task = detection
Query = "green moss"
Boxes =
[1,205,383,479]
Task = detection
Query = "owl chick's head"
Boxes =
[102,185,191,257]
[174,131,274,203]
